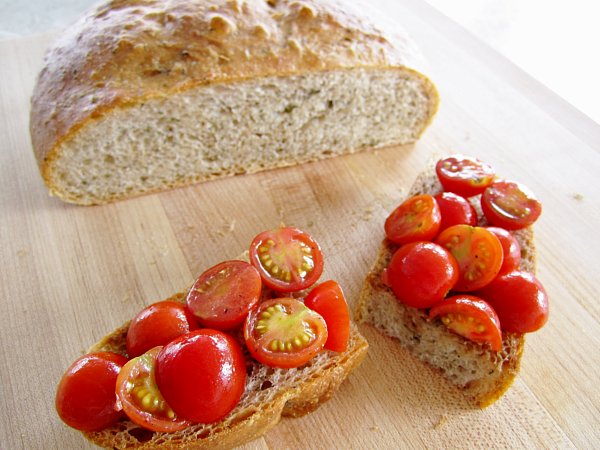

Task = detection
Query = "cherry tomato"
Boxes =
[186,260,262,330]
[435,155,495,197]
[386,241,458,308]
[434,192,477,231]
[249,227,324,292]
[56,352,128,431]
[116,347,190,432]
[384,194,441,245]
[429,295,502,351]
[435,225,503,292]
[156,330,246,424]
[304,280,350,352]
[486,227,521,275]
[481,180,542,230]
[244,298,328,368]
[126,301,199,358]
[476,271,549,333]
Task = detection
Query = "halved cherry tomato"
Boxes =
[249,227,324,292]
[435,225,503,292]
[436,155,496,197]
[186,260,262,330]
[126,301,199,358]
[244,298,328,368]
[481,180,542,230]
[384,194,441,245]
[56,352,127,431]
[304,280,350,352]
[156,330,246,424]
[476,271,549,333]
[429,295,502,351]
[434,192,477,231]
[486,227,521,275]
[116,347,190,432]
[386,241,458,308]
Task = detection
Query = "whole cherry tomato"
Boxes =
[476,271,549,333]
[186,260,262,330]
[116,347,190,432]
[429,295,502,351]
[126,301,199,358]
[384,194,441,245]
[156,329,246,424]
[481,180,542,230]
[435,155,495,197]
[304,280,350,352]
[486,227,521,275]
[386,241,458,308]
[244,298,328,368]
[435,225,503,292]
[249,227,324,292]
[56,352,128,431]
[434,192,477,231]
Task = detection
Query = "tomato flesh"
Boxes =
[476,271,549,333]
[386,241,459,309]
[116,347,190,432]
[485,227,521,275]
[429,295,502,351]
[56,352,127,432]
[186,260,262,330]
[126,301,198,358]
[435,225,503,292]
[156,329,246,424]
[434,192,477,231]
[304,280,350,352]
[435,155,495,197]
[244,298,328,368]
[249,227,324,292]
[384,194,441,245]
[481,180,542,230]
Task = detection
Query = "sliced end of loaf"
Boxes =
[43,68,437,205]
[84,291,369,449]
[356,170,536,407]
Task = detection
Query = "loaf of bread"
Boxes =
[356,170,536,407]
[30,0,439,205]
[83,290,368,448]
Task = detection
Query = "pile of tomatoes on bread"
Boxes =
[56,227,351,433]
[382,155,549,351]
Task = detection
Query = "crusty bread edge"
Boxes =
[83,291,369,449]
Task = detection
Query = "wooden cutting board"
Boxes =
[2,0,599,448]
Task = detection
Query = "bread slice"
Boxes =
[356,170,536,407]
[83,290,368,449]
[30,0,438,205]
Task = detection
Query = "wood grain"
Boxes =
[1,1,599,448]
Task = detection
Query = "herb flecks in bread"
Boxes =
[30,0,438,205]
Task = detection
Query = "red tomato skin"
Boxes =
[476,271,549,333]
[56,352,127,432]
[186,260,262,330]
[435,155,495,197]
[434,192,478,231]
[485,227,521,275]
[384,194,441,245]
[481,180,542,230]
[155,329,246,424]
[429,295,502,352]
[126,301,199,358]
[387,242,459,308]
[249,227,324,292]
[304,280,351,352]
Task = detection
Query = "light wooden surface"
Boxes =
[1,0,599,448]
